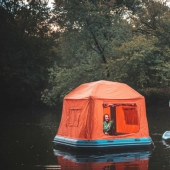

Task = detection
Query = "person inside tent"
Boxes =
[103,114,114,135]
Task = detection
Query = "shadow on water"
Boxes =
[0,106,170,170]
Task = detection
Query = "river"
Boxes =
[0,106,170,170]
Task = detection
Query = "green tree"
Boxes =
[108,35,170,88]
[0,0,56,107]
[42,0,170,106]
[131,0,170,87]
[41,0,137,105]
[52,0,137,75]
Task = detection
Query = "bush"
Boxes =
[139,88,170,107]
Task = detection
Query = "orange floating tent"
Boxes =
[54,80,152,149]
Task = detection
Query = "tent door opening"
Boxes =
[103,104,140,135]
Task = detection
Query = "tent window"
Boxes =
[123,108,138,125]
[66,108,81,127]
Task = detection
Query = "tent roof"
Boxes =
[65,80,143,100]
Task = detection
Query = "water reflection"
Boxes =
[162,140,170,149]
[53,148,151,170]
[1,107,170,169]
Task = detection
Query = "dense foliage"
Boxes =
[42,0,170,106]
[1,0,170,108]
[0,0,56,107]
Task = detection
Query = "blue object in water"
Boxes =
[162,131,170,140]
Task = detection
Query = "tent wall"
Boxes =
[57,99,90,139]
[57,98,149,140]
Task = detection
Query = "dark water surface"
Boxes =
[0,107,170,170]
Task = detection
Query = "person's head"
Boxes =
[104,114,110,122]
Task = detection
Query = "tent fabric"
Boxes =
[56,80,150,140]
[65,81,143,99]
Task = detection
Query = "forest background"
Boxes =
[1,0,170,109]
